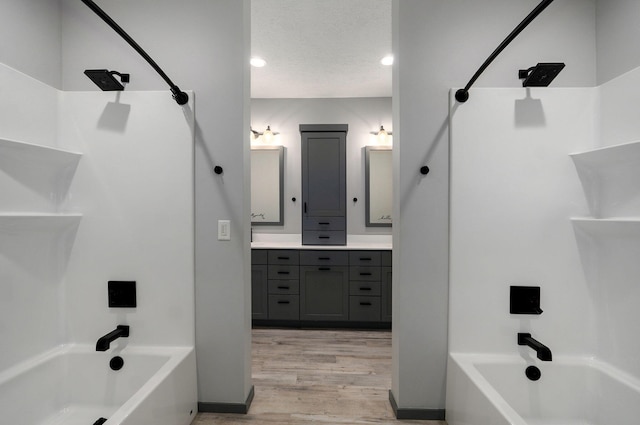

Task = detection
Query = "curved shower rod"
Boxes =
[455,0,556,104]
[81,0,189,105]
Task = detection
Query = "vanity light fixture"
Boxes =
[370,126,392,145]
[381,55,394,66]
[250,125,279,144]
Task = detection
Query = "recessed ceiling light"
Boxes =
[381,55,394,66]
[250,57,267,68]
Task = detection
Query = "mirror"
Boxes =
[251,146,284,225]
[365,146,392,227]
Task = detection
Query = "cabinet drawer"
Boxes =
[303,217,346,231]
[268,279,300,294]
[268,265,300,280]
[302,230,346,246]
[349,281,381,296]
[299,250,348,266]
[349,296,381,321]
[381,251,392,267]
[268,295,300,320]
[349,251,381,266]
[251,249,268,265]
[268,250,299,265]
[349,266,381,281]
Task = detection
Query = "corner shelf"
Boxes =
[569,140,640,167]
[0,137,82,164]
[571,217,640,237]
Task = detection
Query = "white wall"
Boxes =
[0,0,62,88]
[596,0,640,85]
[251,97,392,236]
[392,0,596,412]
[59,90,195,347]
[448,88,597,357]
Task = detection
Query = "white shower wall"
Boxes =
[0,62,195,375]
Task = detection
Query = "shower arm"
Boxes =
[454,0,556,104]
[81,0,189,105]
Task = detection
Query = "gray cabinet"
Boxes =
[251,251,268,320]
[251,248,391,327]
[300,124,348,245]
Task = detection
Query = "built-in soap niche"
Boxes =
[108,281,137,308]
[510,285,542,315]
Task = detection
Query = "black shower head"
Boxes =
[519,63,565,87]
[84,69,130,91]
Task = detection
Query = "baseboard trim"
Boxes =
[388,390,446,420]
[198,385,255,414]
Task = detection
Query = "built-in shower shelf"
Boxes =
[0,137,82,166]
[569,140,640,167]
[0,214,82,231]
[571,217,640,237]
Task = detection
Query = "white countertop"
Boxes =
[251,233,392,250]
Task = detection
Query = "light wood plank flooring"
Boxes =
[194,328,446,425]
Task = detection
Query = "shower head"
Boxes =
[84,69,130,91]
[518,63,565,87]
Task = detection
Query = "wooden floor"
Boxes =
[194,328,446,425]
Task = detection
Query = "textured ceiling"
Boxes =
[251,0,392,98]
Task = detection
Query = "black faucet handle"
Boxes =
[117,325,130,337]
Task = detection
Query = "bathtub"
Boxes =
[0,344,197,425]
[446,353,640,425]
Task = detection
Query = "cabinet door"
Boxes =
[381,266,392,322]
[251,265,269,320]
[300,266,349,321]
[301,131,346,217]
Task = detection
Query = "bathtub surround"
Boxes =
[0,62,197,424]
[447,65,640,422]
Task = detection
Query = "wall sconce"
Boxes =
[250,125,279,144]
[370,125,392,145]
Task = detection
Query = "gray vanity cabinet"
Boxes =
[381,251,392,322]
[300,124,348,245]
[251,250,269,320]
[299,250,349,320]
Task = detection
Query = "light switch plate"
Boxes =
[218,220,231,240]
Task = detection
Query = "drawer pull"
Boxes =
[359,272,372,276]
[277,300,290,305]
[277,256,290,260]
[318,257,331,260]
[318,267,331,271]
[360,302,372,306]
[318,222,330,225]
[277,286,290,290]
[360,258,372,261]
[277,271,290,275]
[318,236,330,239]
[359,287,372,291]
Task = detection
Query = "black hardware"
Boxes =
[80,0,189,105]
[277,256,290,260]
[420,166,430,175]
[93,418,108,425]
[518,333,552,361]
[318,257,331,260]
[519,63,565,87]
[360,287,372,291]
[319,222,330,225]
[96,325,130,351]
[510,286,543,315]
[360,258,372,261]
[360,302,372,306]
[277,300,290,305]
[84,69,130,91]
[455,0,557,103]
[319,236,330,239]
[353,197,358,202]
[214,166,223,175]
[277,286,290,290]
[319,267,331,271]
[277,271,290,275]
[108,281,137,308]
[525,365,541,381]
[110,356,124,371]
[304,202,307,213]
[292,197,296,202]
[360,272,372,276]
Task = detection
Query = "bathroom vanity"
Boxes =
[251,236,391,328]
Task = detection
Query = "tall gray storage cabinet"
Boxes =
[300,124,348,245]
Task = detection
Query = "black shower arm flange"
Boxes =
[81,0,189,105]
[455,0,556,103]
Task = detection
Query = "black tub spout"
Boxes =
[518,332,552,361]
[96,325,129,351]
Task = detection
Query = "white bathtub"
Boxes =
[446,353,640,425]
[0,344,197,425]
